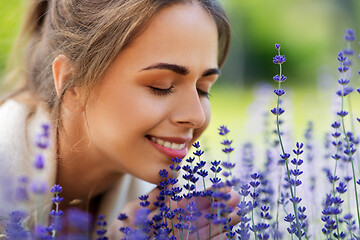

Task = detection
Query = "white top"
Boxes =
[0,99,155,233]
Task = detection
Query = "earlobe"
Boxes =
[52,55,83,112]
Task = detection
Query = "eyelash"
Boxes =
[150,86,210,99]
[197,89,210,99]
[150,86,174,96]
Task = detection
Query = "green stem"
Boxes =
[282,206,293,240]
[331,129,341,238]
[177,201,184,240]
[275,164,283,239]
[275,59,302,238]
[217,207,222,240]
[52,193,59,238]
[283,159,302,239]
[276,95,302,239]
[186,222,192,240]
[251,187,258,240]
[208,199,214,240]
[169,196,174,236]
[340,88,360,228]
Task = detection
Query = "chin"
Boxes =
[140,163,178,185]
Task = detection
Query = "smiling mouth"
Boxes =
[149,136,186,150]
[146,135,189,159]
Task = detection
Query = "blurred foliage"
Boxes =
[0,0,25,76]
[0,0,359,88]
[220,0,360,87]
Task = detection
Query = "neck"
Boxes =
[56,110,122,212]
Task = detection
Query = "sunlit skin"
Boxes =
[53,2,219,209]
[53,3,240,238]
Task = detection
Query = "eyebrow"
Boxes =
[141,63,221,77]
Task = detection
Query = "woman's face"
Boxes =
[84,3,219,183]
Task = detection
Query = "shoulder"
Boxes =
[98,174,156,223]
[0,99,31,154]
[0,99,50,152]
[0,99,56,223]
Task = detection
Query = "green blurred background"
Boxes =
[222,0,360,87]
[0,0,360,156]
[1,0,359,86]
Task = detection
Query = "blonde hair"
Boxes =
[5,0,230,128]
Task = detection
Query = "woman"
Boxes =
[0,0,239,238]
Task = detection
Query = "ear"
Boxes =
[52,55,83,112]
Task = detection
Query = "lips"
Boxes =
[146,135,190,159]
[150,136,185,150]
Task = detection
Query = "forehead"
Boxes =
[114,2,219,71]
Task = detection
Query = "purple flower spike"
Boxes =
[331,122,341,128]
[337,110,348,117]
[218,125,230,136]
[271,107,285,116]
[280,75,287,81]
[275,44,280,50]
[273,55,286,64]
[345,29,355,41]
[34,154,45,169]
[5,211,29,239]
[273,75,280,81]
[221,139,232,146]
[284,214,295,222]
[15,187,29,201]
[273,75,287,82]
[250,173,261,180]
[280,153,291,160]
[52,196,64,203]
[222,147,234,154]
[343,48,354,55]
[338,66,349,73]
[118,213,128,221]
[18,176,29,183]
[50,209,64,217]
[346,29,355,35]
[274,89,285,96]
[192,141,200,148]
[50,184,63,193]
[159,169,168,178]
[41,123,51,136]
[30,180,48,194]
[36,134,50,149]
[289,197,302,204]
[337,52,346,61]
[338,78,350,85]
[193,149,204,156]
[336,90,347,97]
[171,157,182,164]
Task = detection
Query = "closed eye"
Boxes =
[197,89,210,99]
[150,86,174,96]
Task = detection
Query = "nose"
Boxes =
[171,88,207,129]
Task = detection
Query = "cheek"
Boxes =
[86,84,173,146]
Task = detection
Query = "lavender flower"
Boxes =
[15,176,29,202]
[5,211,30,239]
[249,172,261,239]
[96,214,108,240]
[35,123,51,149]
[271,43,306,239]
[66,208,93,239]
[48,184,64,237]
[344,29,356,42]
